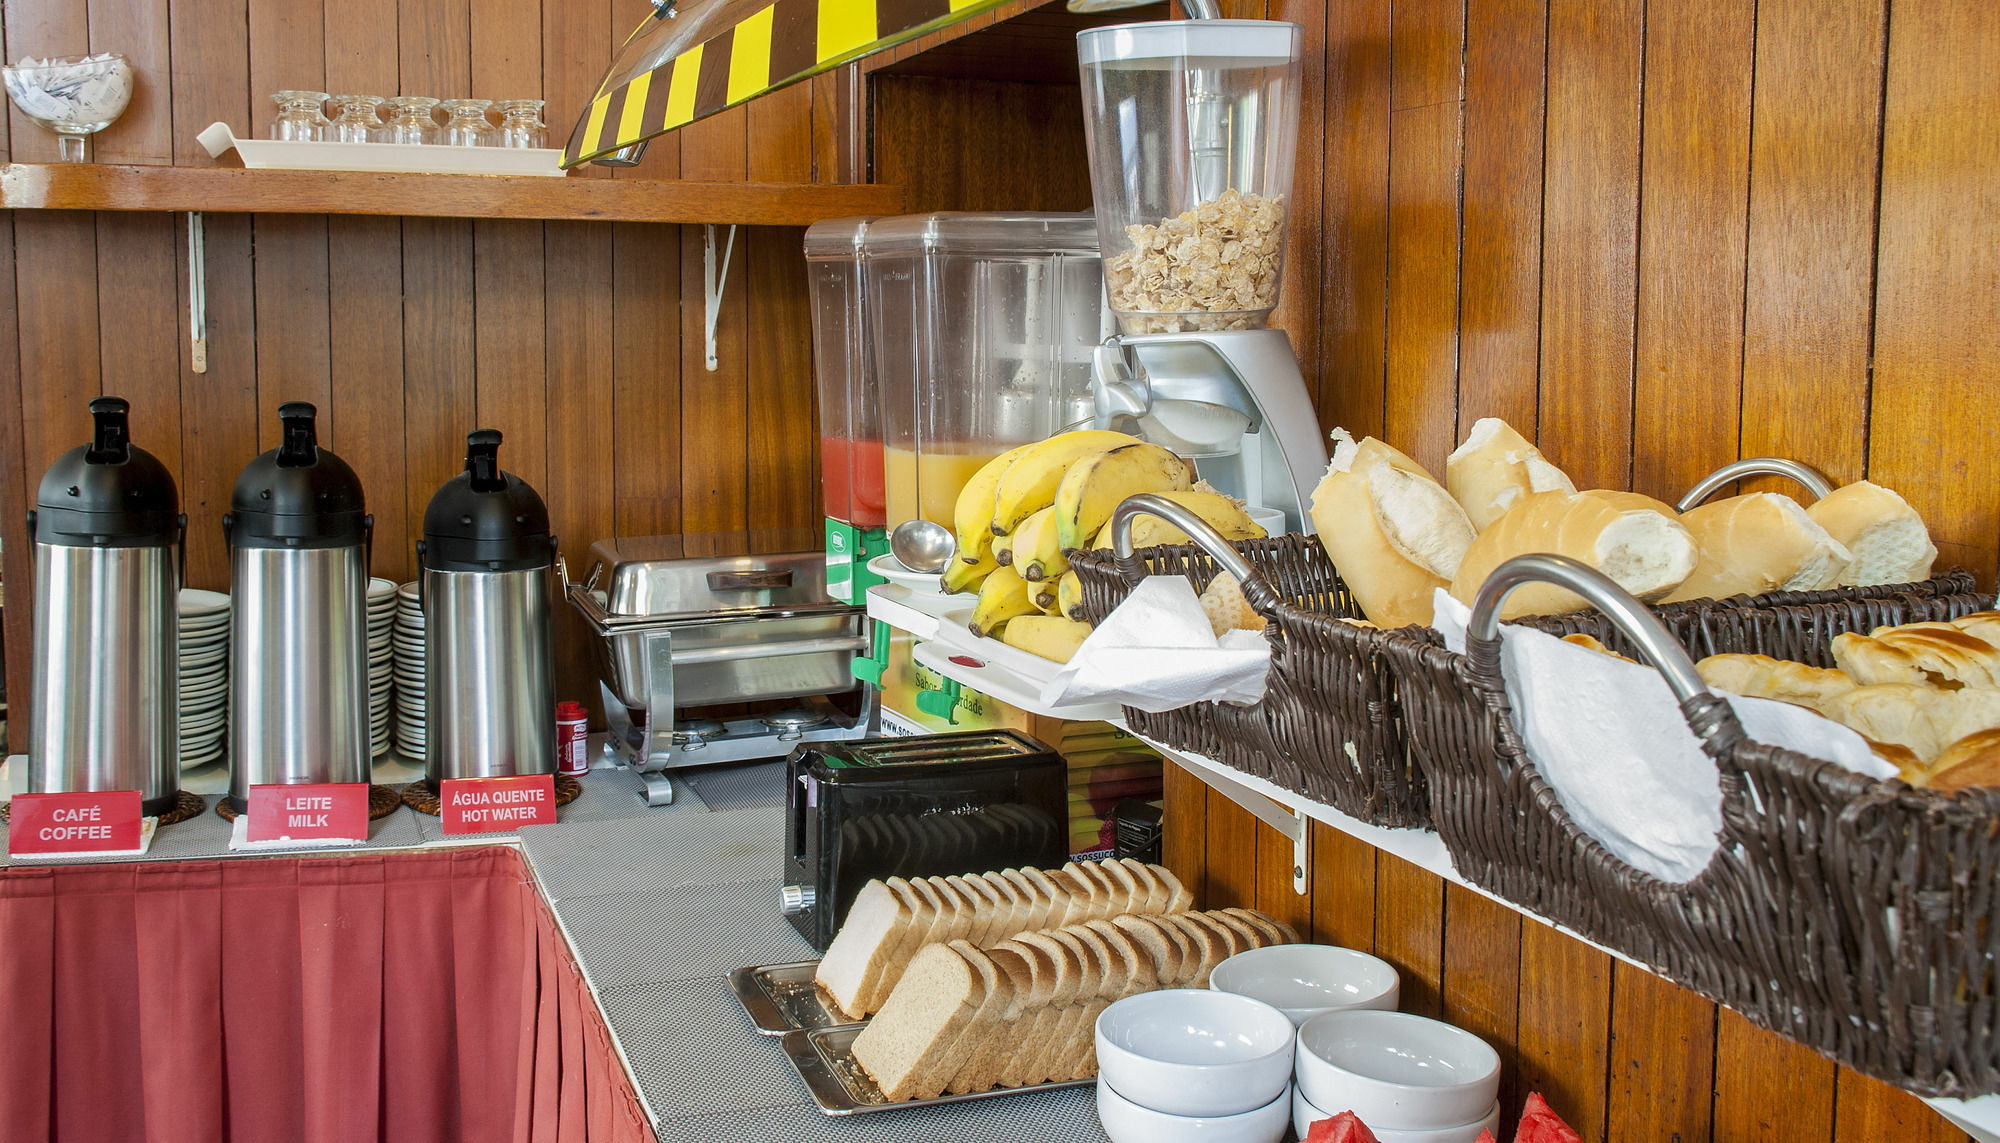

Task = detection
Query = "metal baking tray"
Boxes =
[780,1025,1092,1115]
[728,960,860,1036]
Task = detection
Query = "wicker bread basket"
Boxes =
[1385,553,1999,1096]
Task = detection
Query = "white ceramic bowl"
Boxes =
[1097,1078,1291,1143]
[1095,989,1296,1117]
[1210,944,1400,1025]
[1294,1009,1501,1131]
[1292,1086,1500,1143]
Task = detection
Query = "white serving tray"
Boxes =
[196,121,566,177]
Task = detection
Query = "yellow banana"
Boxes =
[941,546,996,595]
[952,442,1037,566]
[1040,571,1072,615]
[1012,506,1068,582]
[1057,572,1085,620]
[1002,615,1094,664]
[1086,488,1268,551]
[989,430,1135,536]
[992,528,1017,567]
[1053,441,1192,552]
[968,565,1037,639]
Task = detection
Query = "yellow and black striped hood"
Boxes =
[563,0,1014,168]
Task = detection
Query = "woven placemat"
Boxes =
[402,774,583,817]
[156,789,207,826]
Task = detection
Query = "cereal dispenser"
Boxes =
[1076,17,1327,532]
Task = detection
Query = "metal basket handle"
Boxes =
[1108,493,1283,617]
[1674,457,1834,513]
[1466,553,1746,760]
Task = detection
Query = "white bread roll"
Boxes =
[1309,429,1476,628]
[1444,417,1577,530]
[1694,652,1856,712]
[1447,489,1697,618]
[1661,492,1852,603]
[1806,480,1938,586]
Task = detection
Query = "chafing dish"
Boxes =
[565,537,877,804]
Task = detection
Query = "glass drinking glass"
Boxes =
[438,99,493,147]
[2,53,134,162]
[269,90,331,141]
[492,99,549,149]
[327,95,385,143]
[382,96,440,145]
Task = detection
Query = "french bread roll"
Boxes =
[1831,625,2000,690]
[1819,683,1955,762]
[1922,727,2000,791]
[1310,429,1477,628]
[1694,653,1857,713]
[1448,490,1698,618]
[1806,480,1938,587]
[1661,492,1852,603]
[1445,417,1577,530]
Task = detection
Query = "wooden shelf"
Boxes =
[0,163,906,226]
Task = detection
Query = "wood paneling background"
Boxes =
[0,0,836,736]
[1160,0,1995,1140]
[3,0,1995,1139]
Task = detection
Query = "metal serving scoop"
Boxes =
[889,519,955,574]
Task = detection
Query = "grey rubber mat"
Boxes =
[679,760,788,813]
[647,1083,1108,1143]
[516,806,787,901]
[552,879,813,990]
[595,976,813,1119]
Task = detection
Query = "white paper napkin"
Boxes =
[1431,589,1894,884]
[1038,576,1271,713]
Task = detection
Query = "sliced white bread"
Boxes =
[1807,480,1938,587]
[1022,866,1070,930]
[816,879,911,1019]
[940,941,1014,1095]
[1152,864,1194,913]
[1445,417,1577,530]
[851,942,989,1102]
[996,869,1045,933]
[1012,932,1081,1086]
[990,939,1057,1088]
[1118,859,1167,914]
[1110,914,1183,984]
[1082,919,1157,997]
[1207,909,1266,951]
[1097,859,1144,914]
[950,874,1004,946]
[1662,492,1853,602]
[1221,907,1286,947]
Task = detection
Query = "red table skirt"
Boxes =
[0,846,657,1143]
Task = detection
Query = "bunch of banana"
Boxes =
[968,565,1039,639]
[1001,614,1094,664]
[1084,487,1267,550]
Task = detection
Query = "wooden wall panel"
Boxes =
[94,213,183,478]
[175,214,258,591]
[1316,0,1390,436]
[2,0,83,163]
[1736,0,1885,491]
[250,215,333,447]
[1628,0,1753,503]
[1867,0,2000,586]
[88,0,172,165]
[1534,0,1641,492]
[325,216,409,580]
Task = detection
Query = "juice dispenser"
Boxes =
[1076,18,1328,532]
[805,217,889,604]
[864,213,1109,531]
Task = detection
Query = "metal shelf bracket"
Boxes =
[702,222,737,372]
[1171,752,1309,895]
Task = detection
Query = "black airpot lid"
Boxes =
[225,402,370,549]
[32,396,182,547]
[421,430,554,572]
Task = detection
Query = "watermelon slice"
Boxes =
[1517,1092,1583,1143]
[1304,1110,1382,1143]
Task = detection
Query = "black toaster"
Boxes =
[782,729,1068,950]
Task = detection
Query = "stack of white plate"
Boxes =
[392,581,426,758]
[367,577,396,758]
[178,589,231,769]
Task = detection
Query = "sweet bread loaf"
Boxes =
[1310,430,1476,628]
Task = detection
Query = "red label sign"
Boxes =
[247,783,369,842]
[7,791,143,855]
[441,774,557,834]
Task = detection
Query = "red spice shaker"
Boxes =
[555,701,589,776]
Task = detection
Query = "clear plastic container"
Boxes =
[805,217,886,528]
[863,213,1107,529]
[1076,20,1303,334]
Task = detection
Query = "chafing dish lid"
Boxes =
[588,539,848,618]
